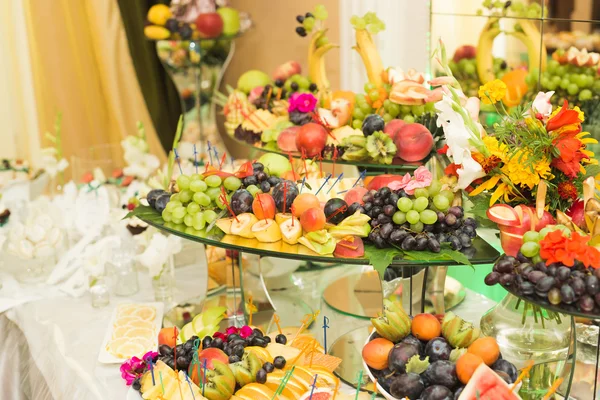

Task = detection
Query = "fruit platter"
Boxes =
[215,6,441,169]
[362,301,524,400]
[129,152,500,274]
[122,307,371,400]
[144,1,249,41]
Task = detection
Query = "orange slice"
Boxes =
[132,306,156,321]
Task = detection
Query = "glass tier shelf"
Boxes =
[229,135,434,174]
[136,206,500,267]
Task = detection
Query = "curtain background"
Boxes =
[117,0,182,153]
[22,0,166,174]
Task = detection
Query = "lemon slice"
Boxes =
[132,306,156,321]
[112,325,130,339]
[114,315,143,327]
[115,341,145,358]
[116,304,139,317]
[124,327,154,339]
[107,337,131,354]
[125,319,154,330]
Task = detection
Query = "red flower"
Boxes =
[540,230,600,268]
[551,134,587,178]
[444,163,460,177]
[437,144,449,154]
[546,100,582,132]
[557,181,578,200]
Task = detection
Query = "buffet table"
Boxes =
[0,262,494,400]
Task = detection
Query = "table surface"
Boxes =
[0,260,495,400]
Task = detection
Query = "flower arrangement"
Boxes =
[120,351,158,385]
[433,40,600,215]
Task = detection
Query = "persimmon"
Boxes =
[456,353,484,384]
[467,337,500,366]
[411,313,442,341]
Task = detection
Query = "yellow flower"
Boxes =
[482,136,508,161]
[549,105,585,123]
[478,79,507,104]
[501,150,551,190]
[548,105,585,136]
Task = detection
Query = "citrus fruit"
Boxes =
[114,315,143,327]
[467,337,500,366]
[124,327,154,339]
[115,341,145,358]
[132,306,156,321]
[147,4,172,26]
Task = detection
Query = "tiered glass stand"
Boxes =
[138,207,500,392]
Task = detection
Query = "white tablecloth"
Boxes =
[0,264,494,400]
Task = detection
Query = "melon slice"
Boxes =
[487,204,520,227]
[458,363,522,400]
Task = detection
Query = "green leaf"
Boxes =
[364,245,402,277]
[403,246,472,267]
[124,205,165,224]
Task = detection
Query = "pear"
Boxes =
[251,219,282,243]
[230,213,259,238]
[279,217,302,245]
[275,212,293,225]
[216,218,235,234]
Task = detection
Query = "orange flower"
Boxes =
[540,230,600,268]
[546,100,582,133]
[551,133,588,178]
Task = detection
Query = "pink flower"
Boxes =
[387,173,412,191]
[288,93,317,113]
[239,325,253,338]
[225,326,240,336]
[120,352,156,386]
[213,331,228,341]
[403,166,432,195]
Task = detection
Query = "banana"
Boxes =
[477,17,547,84]
[354,29,384,86]
[308,30,339,92]
[476,19,501,84]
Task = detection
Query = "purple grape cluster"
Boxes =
[485,253,600,314]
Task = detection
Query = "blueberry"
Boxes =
[275,334,287,345]
[263,362,275,373]
[273,356,286,369]
[256,368,267,384]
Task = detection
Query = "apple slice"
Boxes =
[487,204,520,227]
[216,218,235,234]
[252,219,282,243]
[499,230,525,257]
[275,213,293,225]
[515,204,536,231]
[279,217,302,245]
[230,213,259,238]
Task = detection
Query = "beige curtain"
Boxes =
[23,0,166,167]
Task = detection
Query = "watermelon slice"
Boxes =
[487,204,520,227]
[459,364,522,400]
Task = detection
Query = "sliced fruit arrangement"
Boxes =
[107,304,158,359]
[123,313,343,400]
[144,3,247,41]
[212,6,437,166]
[363,300,518,400]
[485,224,600,315]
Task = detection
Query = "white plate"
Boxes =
[97,302,164,364]
[126,387,143,400]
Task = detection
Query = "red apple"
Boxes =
[277,126,300,152]
[195,13,224,38]
[394,123,434,162]
[453,45,477,62]
[296,123,328,158]
[272,61,301,81]
[334,236,365,258]
[486,204,520,227]
[344,186,368,206]
[494,204,555,256]
[566,199,585,228]
[366,174,405,191]
[383,119,406,141]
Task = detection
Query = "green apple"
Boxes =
[258,153,292,177]
[237,70,271,94]
[217,7,240,36]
